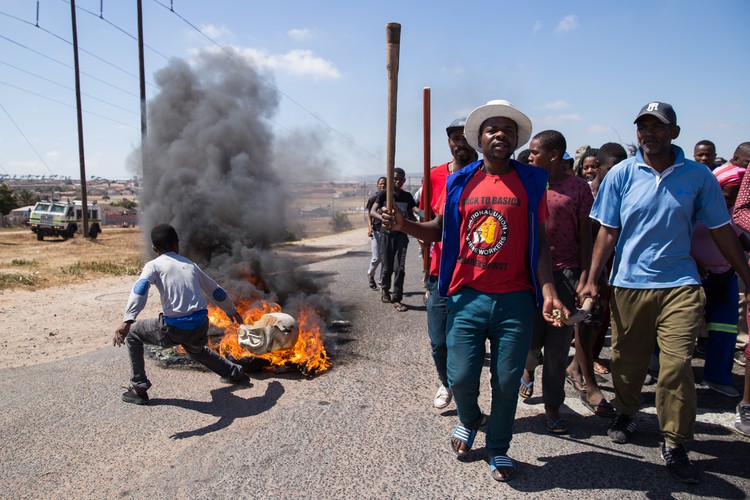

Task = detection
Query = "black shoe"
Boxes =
[607,414,636,444]
[122,386,149,405]
[220,373,252,386]
[661,443,700,484]
[381,289,391,303]
[368,278,377,290]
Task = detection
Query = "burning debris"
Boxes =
[215,302,331,376]
[237,312,297,354]
[134,50,337,376]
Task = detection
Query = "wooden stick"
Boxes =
[422,87,431,273]
[385,22,401,211]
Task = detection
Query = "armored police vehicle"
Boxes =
[27,200,102,240]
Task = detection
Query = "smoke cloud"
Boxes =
[136,50,333,318]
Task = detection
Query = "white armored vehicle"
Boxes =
[27,200,102,240]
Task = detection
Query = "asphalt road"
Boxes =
[1,236,749,499]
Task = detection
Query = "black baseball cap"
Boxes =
[446,117,467,135]
[634,101,677,126]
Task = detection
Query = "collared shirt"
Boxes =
[591,145,729,288]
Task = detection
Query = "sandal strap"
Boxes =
[490,455,514,469]
[451,423,476,447]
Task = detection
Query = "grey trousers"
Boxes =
[525,268,578,409]
[126,314,243,392]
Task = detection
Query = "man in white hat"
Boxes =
[382,99,566,482]
[579,101,750,484]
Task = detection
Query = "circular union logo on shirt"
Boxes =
[465,208,508,256]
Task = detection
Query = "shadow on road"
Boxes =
[149,380,285,439]
[505,418,750,498]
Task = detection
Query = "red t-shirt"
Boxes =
[546,174,593,271]
[442,169,548,295]
[423,163,451,276]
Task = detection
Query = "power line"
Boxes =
[0,80,138,129]
[150,0,383,172]
[0,102,55,175]
[2,2,383,175]
[0,59,139,116]
[67,0,171,62]
[36,23,156,89]
[2,6,159,90]
[0,33,140,98]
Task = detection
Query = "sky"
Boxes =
[0,0,748,182]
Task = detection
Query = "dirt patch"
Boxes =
[0,276,161,368]
[0,227,144,290]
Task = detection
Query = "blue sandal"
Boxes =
[490,455,516,482]
[519,377,534,399]
[451,423,476,456]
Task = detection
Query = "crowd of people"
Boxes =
[365,99,750,484]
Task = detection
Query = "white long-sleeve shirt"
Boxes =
[123,252,238,328]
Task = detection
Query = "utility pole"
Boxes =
[70,0,89,237]
[136,0,148,175]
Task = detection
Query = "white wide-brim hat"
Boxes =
[464,99,533,153]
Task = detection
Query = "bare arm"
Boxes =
[579,224,619,301]
[381,207,443,242]
[577,213,593,291]
[113,320,133,346]
[369,201,383,222]
[536,223,568,326]
[365,210,374,236]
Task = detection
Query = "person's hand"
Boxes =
[541,296,570,328]
[113,321,131,346]
[381,207,404,231]
[229,312,244,325]
[367,229,373,238]
[577,280,600,305]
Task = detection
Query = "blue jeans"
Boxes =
[426,275,448,387]
[367,230,382,279]
[447,287,534,456]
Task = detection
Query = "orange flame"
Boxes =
[209,300,332,376]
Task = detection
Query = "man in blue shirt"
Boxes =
[579,102,750,485]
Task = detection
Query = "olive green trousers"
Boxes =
[610,285,705,446]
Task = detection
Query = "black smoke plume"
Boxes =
[136,50,333,318]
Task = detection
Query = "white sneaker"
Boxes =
[434,385,452,409]
[702,380,740,398]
